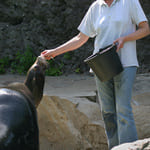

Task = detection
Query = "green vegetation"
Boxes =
[11,47,36,74]
[0,47,64,76]
[46,59,63,76]
[75,67,80,73]
[0,57,10,74]
[63,52,72,60]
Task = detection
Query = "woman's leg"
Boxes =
[114,67,138,145]
[95,77,119,149]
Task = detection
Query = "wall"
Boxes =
[0,0,149,74]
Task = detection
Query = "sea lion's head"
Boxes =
[25,56,48,107]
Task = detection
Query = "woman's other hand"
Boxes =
[114,37,125,52]
[114,21,150,52]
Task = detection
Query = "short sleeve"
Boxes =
[78,3,96,38]
[130,0,148,26]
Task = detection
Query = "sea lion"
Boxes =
[0,56,48,150]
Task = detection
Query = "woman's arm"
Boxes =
[114,21,150,51]
[41,32,89,60]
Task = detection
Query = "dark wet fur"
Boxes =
[0,56,48,150]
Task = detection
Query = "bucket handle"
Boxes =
[99,43,118,55]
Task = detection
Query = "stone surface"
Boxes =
[132,92,150,139]
[112,138,150,150]
[0,0,150,74]
[37,96,108,150]
[37,92,150,150]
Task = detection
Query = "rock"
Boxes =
[133,92,150,106]
[37,94,150,150]
[65,97,104,125]
[37,96,108,150]
[133,73,150,96]
[133,105,150,139]
[112,138,150,150]
[132,92,150,139]
[36,74,150,149]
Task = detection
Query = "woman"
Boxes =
[41,0,150,149]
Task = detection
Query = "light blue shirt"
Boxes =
[78,0,147,67]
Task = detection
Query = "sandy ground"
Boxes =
[0,73,150,98]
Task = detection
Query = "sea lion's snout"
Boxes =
[30,56,49,74]
[36,56,49,71]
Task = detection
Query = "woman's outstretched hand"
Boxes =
[41,49,56,60]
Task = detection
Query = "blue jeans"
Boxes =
[95,67,138,150]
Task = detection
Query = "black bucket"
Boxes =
[84,44,123,82]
